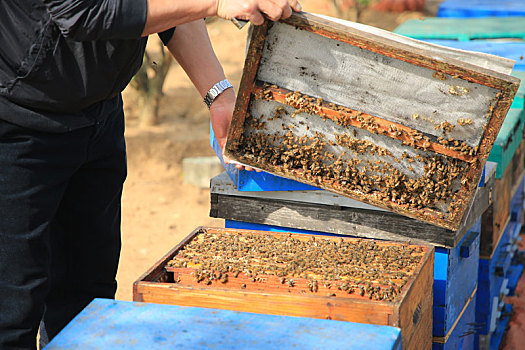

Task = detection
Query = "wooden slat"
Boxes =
[397,248,434,350]
[135,282,395,325]
[210,165,494,248]
[282,13,520,91]
[253,84,475,162]
[228,23,270,144]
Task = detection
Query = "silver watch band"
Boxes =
[204,79,233,109]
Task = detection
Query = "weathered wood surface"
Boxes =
[133,227,434,350]
[210,162,496,248]
[225,12,519,231]
[45,299,404,350]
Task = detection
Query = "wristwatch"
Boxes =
[203,79,233,109]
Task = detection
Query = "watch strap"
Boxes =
[204,79,233,109]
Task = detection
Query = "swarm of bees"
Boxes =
[166,231,425,302]
[236,88,472,216]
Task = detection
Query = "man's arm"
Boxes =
[41,0,300,42]
[144,0,301,36]
[166,20,254,170]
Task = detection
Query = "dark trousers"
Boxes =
[0,100,127,349]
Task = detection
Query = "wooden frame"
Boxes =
[134,226,434,350]
[210,161,495,248]
[224,12,520,231]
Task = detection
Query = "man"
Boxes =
[0,0,301,349]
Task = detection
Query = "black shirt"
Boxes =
[0,0,175,132]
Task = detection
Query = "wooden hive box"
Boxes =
[221,211,481,344]
[224,12,520,231]
[211,159,496,248]
[134,227,434,350]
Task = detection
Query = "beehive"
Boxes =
[134,227,434,350]
[225,12,519,231]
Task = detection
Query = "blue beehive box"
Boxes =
[45,299,403,350]
[438,0,525,18]
[487,303,513,350]
[476,212,522,336]
[432,292,477,350]
[433,219,481,338]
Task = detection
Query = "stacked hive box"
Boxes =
[210,167,494,350]
[134,227,433,349]
[395,16,525,349]
[207,11,516,350]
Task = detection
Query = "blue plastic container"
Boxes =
[45,299,403,350]
[438,0,525,18]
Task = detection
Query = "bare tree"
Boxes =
[131,40,174,126]
[330,0,373,23]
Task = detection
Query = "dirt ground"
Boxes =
[117,1,524,347]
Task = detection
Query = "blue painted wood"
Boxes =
[433,219,481,338]
[477,220,522,334]
[225,220,343,237]
[432,293,477,350]
[460,229,479,258]
[489,303,513,350]
[422,41,525,71]
[210,124,319,191]
[438,0,525,18]
[45,299,403,350]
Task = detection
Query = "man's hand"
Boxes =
[210,89,258,171]
[215,0,302,25]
